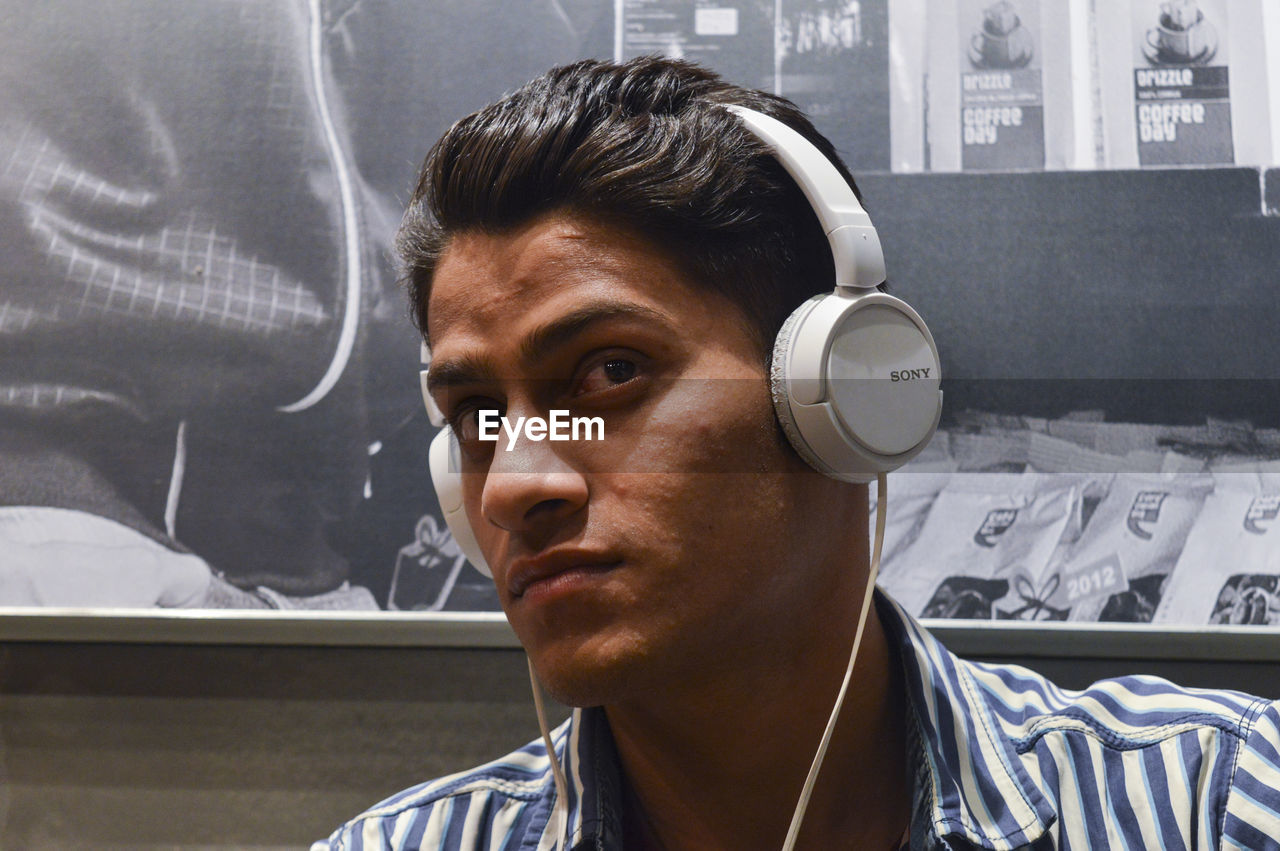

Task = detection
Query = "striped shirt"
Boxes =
[317,592,1280,850]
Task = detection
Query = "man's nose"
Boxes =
[479,418,589,537]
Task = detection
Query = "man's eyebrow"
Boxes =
[517,301,669,365]
[425,351,498,394]
[426,302,669,394]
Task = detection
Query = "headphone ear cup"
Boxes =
[771,291,942,482]
[428,428,491,577]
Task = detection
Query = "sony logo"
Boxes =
[889,368,932,382]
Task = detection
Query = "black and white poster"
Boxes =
[921,0,1083,171]
[1132,0,1235,165]
[2,1,1280,624]
[1097,0,1274,167]
[957,0,1046,170]
[0,0,614,613]
[617,0,776,93]
[616,1,891,172]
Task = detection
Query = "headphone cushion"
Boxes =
[770,295,836,476]
[429,428,492,576]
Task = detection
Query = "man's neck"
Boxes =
[603,601,911,851]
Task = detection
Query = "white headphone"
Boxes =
[420,105,942,576]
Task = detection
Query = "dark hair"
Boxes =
[398,56,866,353]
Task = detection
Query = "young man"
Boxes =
[320,58,1280,850]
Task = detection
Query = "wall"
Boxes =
[0,643,561,848]
[2,637,1276,849]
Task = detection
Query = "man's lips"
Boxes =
[506,550,622,598]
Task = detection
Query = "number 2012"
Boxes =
[1067,566,1117,601]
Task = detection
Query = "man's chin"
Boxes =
[524,634,659,709]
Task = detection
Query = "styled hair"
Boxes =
[398,56,865,352]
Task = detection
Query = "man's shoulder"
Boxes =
[962,655,1280,847]
[960,653,1273,746]
[886,589,1276,753]
[883,595,1280,847]
[956,653,1280,846]
[315,727,563,851]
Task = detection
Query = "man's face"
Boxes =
[426,213,843,706]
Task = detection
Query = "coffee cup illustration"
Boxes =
[970,1,1034,69]
[1144,0,1217,65]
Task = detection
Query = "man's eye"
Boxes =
[449,403,499,449]
[453,408,481,443]
[576,355,641,395]
[603,358,636,383]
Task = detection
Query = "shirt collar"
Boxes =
[877,591,1058,850]
[562,704,624,851]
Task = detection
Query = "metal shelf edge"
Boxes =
[0,610,1277,661]
[925,619,1280,663]
[0,609,519,648]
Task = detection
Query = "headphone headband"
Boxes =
[724,105,886,290]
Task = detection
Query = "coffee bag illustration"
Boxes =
[1096,0,1273,167]
[880,472,1079,619]
[925,0,1087,170]
[962,1,1043,169]
[1138,0,1232,164]
[1155,472,1280,624]
[1053,473,1212,623]
[388,514,471,611]
[870,476,949,585]
[1211,574,1280,625]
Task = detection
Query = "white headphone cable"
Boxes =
[528,655,572,851]
[781,471,888,851]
